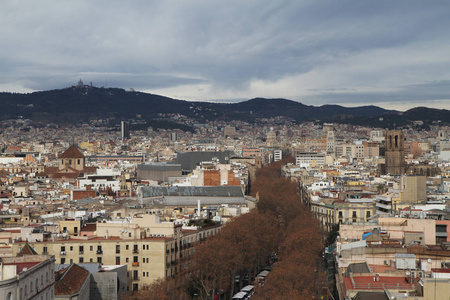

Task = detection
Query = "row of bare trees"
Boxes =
[125,157,325,299]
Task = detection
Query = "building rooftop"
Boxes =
[59,145,85,159]
[141,185,244,198]
[54,263,90,296]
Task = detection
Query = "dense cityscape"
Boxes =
[0,98,449,299]
[2,1,450,299]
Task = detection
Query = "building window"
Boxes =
[90,246,93,251]
[126,258,129,263]
[126,245,129,250]
[79,246,84,254]
[116,245,120,254]
[61,246,65,252]
[97,257,102,264]
[366,211,371,218]
[79,257,84,263]
[77,159,81,165]
[116,257,120,265]
[70,246,73,251]
[129,232,132,237]
[61,258,65,264]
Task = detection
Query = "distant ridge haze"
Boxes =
[0,86,448,127]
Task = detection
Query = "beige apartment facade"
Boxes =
[12,217,220,292]
[0,254,55,300]
[311,199,374,231]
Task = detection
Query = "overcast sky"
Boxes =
[1,1,450,110]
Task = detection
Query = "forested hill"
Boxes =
[0,85,448,127]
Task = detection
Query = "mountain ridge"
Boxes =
[0,85,448,128]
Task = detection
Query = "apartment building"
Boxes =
[311,198,374,231]
[0,251,55,300]
[12,215,221,292]
[296,152,325,168]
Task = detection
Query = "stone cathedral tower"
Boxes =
[385,130,405,175]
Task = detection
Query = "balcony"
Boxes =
[132,276,140,281]
[133,249,139,254]
[79,251,84,255]
[96,250,103,254]
[132,262,139,267]
[60,251,66,255]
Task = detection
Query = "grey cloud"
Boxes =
[1,0,450,108]
[306,80,450,105]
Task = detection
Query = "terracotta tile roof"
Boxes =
[59,146,85,159]
[17,242,38,256]
[368,265,396,273]
[432,268,450,273]
[52,172,80,179]
[83,167,97,173]
[54,263,90,296]
[42,167,58,175]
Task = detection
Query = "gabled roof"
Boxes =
[54,263,90,296]
[17,242,38,257]
[59,146,85,159]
